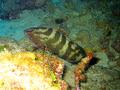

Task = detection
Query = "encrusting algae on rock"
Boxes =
[0,49,67,90]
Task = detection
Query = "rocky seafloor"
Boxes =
[0,0,120,90]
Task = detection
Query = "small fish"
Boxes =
[25,27,86,64]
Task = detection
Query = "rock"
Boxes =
[0,37,24,52]
[18,38,35,51]
[111,34,120,53]
[95,52,109,67]
[81,66,120,90]
[63,65,76,88]
[0,0,48,20]
[0,50,67,90]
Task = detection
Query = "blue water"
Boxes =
[0,9,47,40]
[0,0,87,41]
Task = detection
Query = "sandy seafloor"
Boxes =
[0,1,120,90]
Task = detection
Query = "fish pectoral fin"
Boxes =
[57,28,68,36]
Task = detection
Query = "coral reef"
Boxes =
[0,0,48,20]
[111,31,120,53]
[0,0,120,90]
[64,0,86,12]
[0,50,67,90]
[0,37,24,52]
[81,66,120,90]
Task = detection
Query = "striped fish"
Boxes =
[25,27,87,64]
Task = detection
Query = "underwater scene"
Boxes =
[0,0,120,90]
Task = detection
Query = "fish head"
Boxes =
[25,27,51,47]
[25,27,49,41]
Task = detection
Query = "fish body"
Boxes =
[25,27,87,64]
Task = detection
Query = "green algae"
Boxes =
[50,71,57,82]
[0,45,9,52]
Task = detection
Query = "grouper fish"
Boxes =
[25,27,93,90]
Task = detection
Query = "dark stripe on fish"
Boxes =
[56,34,66,52]
[47,30,60,44]
[43,28,53,36]
[62,41,74,60]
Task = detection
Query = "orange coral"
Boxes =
[74,52,93,90]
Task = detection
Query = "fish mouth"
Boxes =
[24,28,33,35]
